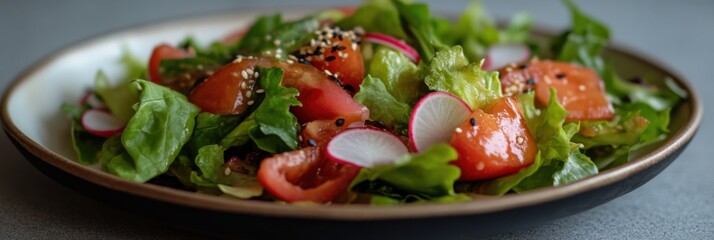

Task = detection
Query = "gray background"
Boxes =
[1,0,712,239]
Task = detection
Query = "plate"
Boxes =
[0,9,702,239]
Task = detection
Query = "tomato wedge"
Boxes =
[258,119,359,203]
[304,28,365,93]
[148,43,193,84]
[498,60,614,121]
[188,57,369,122]
[450,97,537,181]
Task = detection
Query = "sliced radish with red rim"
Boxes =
[409,92,472,152]
[326,128,409,167]
[363,33,420,63]
[80,91,106,109]
[482,43,531,71]
[81,109,125,138]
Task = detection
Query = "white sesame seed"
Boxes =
[241,70,249,79]
[286,59,295,64]
[476,162,485,171]
[253,72,259,78]
[455,127,463,133]
[255,89,265,93]
[232,72,239,78]
[516,136,525,144]
[246,91,252,98]
[223,167,231,176]
[579,85,586,91]
[274,39,281,46]
[246,68,254,75]
[298,135,303,141]
[324,69,332,76]
[240,81,247,89]
[354,26,365,35]
[247,100,255,105]
[342,53,349,59]
[351,42,358,51]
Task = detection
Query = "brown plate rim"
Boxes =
[0,8,703,221]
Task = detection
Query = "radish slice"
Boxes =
[482,43,531,71]
[363,33,420,63]
[80,92,106,109]
[81,109,125,138]
[327,128,409,167]
[409,92,472,152]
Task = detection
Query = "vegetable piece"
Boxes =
[188,58,275,115]
[366,46,421,104]
[106,80,199,182]
[498,60,614,121]
[450,97,537,181]
[353,75,411,131]
[409,91,471,152]
[326,128,409,167]
[80,109,125,138]
[391,0,442,62]
[363,33,420,63]
[300,118,350,149]
[257,147,361,203]
[337,0,407,40]
[350,144,467,203]
[189,145,264,199]
[61,103,104,165]
[482,43,530,71]
[282,61,369,124]
[80,91,106,109]
[148,43,194,84]
[423,46,502,109]
[304,27,365,92]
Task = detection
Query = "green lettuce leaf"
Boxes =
[220,67,301,153]
[236,14,282,54]
[106,80,199,182]
[94,49,146,122]
[392,0,443,62]
[422,46,502,109]
[476,152,543,196]
[188,112,241,156]
[237,15,318,59]
[350,144,468,204]
[354,75,411,131]
[367,46,422,104]
[61,103,103,165]
[189,145,263,199]
[337,0,407,40]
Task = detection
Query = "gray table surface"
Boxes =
[1,0,712,239]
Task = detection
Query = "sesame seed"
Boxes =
[325,56,336,62]
[476,162,485,171]
[351,43,358,51]
[255,89,265,93]
[335,118,345,127]
[246,68,254,75]
[197,64,204,70]
[247,100,255,105]
[265,35,272,41]
[307,139,317,147]
[246,91,252,98]
[469,118,477,126]
[274,39,281,46]
[516,136,524,144]
[579,85,586,91]
[253,72,259,78]
[455,127,463,133]
[354,26,365,35]
[556,73,567,79]
[341,53,349,59]
[224,167,231,176]
[518,64,528,70]
[240,81,247,89]
[298,135,304,141]
[232,72,239,78]
[324,69,332,76]
[286,59,295,64]
[241,70,249,79]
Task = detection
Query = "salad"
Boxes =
[61,0,685,205]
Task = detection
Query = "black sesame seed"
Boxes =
[469,117,477,126]
[321,31,328,35]
[312,48,322,56]
[335,118,345,127]
[556,73,567,79]
[526,78,536,85]
[338,35,344,41]
[331,45,339,53]
[343,85,356,92]
[325,56,336,62]
[307,139,317,147]
[328,75,343,86]
[336,45,347,51]
[518,64,528,70]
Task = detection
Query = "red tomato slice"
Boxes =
[189,58,369,123]
[498,60,615,121]
[303,28,365,94]
[148,44,193,84]
[450,97,537,181]
[258,119,360,203]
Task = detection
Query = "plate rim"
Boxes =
[0,8,703,221]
